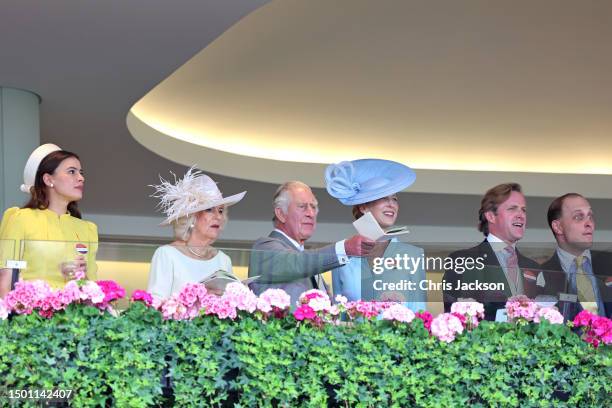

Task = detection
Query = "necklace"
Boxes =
[185,243,216,260]
[187,245,207,258]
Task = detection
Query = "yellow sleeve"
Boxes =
[85,220,99,281]
[0,207,25,261]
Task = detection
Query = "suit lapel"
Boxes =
[269,230,300,251]
[546,253,567,294]
[269,230,325,292]
[479,240,500,267]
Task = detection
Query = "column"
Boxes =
[0,87,41,211]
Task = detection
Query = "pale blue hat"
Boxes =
[325,159,416,205]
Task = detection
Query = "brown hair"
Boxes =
[23,150,82,218]
[352,205,363,220]
[478,183,522,236]
[547,193,584,235]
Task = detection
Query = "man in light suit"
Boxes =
[541,193,612,320]
[443,183,542,320]
[248,181,374,305]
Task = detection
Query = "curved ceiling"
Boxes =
[1,0,610,230]
[129,0,612,195]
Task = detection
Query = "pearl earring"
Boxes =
[50,183,54,188]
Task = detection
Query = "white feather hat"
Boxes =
[151,167,246,226]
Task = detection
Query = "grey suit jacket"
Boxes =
[248,230,342,306]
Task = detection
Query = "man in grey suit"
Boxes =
[249,181,375,305]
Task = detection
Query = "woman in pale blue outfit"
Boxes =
[325,159,427,312]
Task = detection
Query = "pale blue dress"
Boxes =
[332,238,427,312]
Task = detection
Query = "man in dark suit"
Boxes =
[541,193,612,320]
[443,183,542,320]
[248,181,374,305]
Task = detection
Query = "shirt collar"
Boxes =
[274,228,304,251]
[487,233,516,252]
[556,246,591,272]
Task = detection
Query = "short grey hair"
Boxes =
[272,181,311,222]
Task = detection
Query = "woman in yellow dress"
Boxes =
[0,144,98,297]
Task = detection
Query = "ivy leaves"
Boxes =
[0,307,610,407]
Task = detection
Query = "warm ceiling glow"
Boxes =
[130,107,612,175]
[129,0,612,187]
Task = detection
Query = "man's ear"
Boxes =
[551,219,563,236]
[42,173,53,187]
[484,210,496,224]
[274,207,287,224]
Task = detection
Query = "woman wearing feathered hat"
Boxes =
[147,167,246,300]
[325,159,427,311]
[0,144,98,297]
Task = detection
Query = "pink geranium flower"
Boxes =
[209,296,237,320]
[259,288,291,310]
[451,312,467,328]
[256,297,272,313]
[177,283,207,308]
[0,298,9,320]
[96,280,126,305]
[533,307,564,324]
[345,300,385,320]
[573,310,595,327]
[73,269,86,281]
[301,289,328,302]
[294,304,316,321]
[308,296,332,312]
[4,280,52,315]
[382,304,415,323]
[505,295,539,322]
[80,281,105,304]
[592,316,612,342]
[450,300,485,329]
[573,310,612,347]
[223,282,257,313]
[256,289,291,319]
[131,290,154,307]
[431,313,464,343]
[415,311,433,333]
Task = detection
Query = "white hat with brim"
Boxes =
[20,143,62,193]
[151,167,246,226]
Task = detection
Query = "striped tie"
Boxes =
[575,255,598,314]
[504,246,520,293]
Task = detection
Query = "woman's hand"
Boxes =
[0,268,12,298]
[61,255,87,281]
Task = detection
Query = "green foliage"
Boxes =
[0,303,167,407]
[1,308,610,407]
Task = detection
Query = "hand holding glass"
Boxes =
[61,255,87,281]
